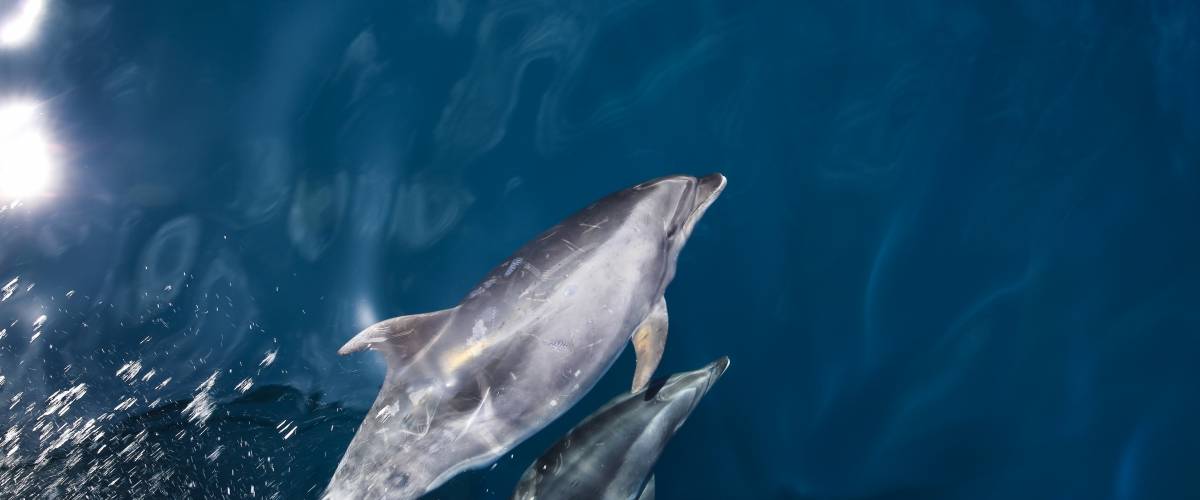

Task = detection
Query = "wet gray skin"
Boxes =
[324,174,727,499]
[511,357,729,500]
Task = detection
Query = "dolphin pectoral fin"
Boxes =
[337,307,458,361]
[631,297,668,393]
[638,475,656,500]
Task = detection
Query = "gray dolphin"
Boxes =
[512,357,729,500]
[325,174,727,498]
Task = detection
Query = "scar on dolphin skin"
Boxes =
[539,242,596,280]
[521,261,543,280]
[452,388,490,442]
[579,217,609,234]
[537,229,560,242]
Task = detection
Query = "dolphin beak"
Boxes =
[694,356,730,399]
[694,173,726,208]
[708,356,731,380]
[701,356,730,396]
[687,173,726,223]
[670,173,726,242]
[673,356,730,413]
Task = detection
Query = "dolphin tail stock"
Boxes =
[631,297,668,393]
[337,306,458,363]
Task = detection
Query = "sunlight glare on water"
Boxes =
[0,100,56,203]
[0,0,46,48]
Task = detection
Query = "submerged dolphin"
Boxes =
[325,174,727,498]
[512,357,729,500]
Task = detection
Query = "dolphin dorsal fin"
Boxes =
[337,307,458,362]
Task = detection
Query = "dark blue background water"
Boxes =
[1,0,1198,498]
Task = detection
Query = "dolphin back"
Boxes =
[326,307,464,498]
[512,357,730,500]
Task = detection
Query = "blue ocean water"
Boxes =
[1,0,1198,498]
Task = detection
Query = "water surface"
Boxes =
[1,0,1198,498]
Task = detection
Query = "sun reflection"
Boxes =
[355,296,378,331]
[0,100,56,202]
[0,0,46,48]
